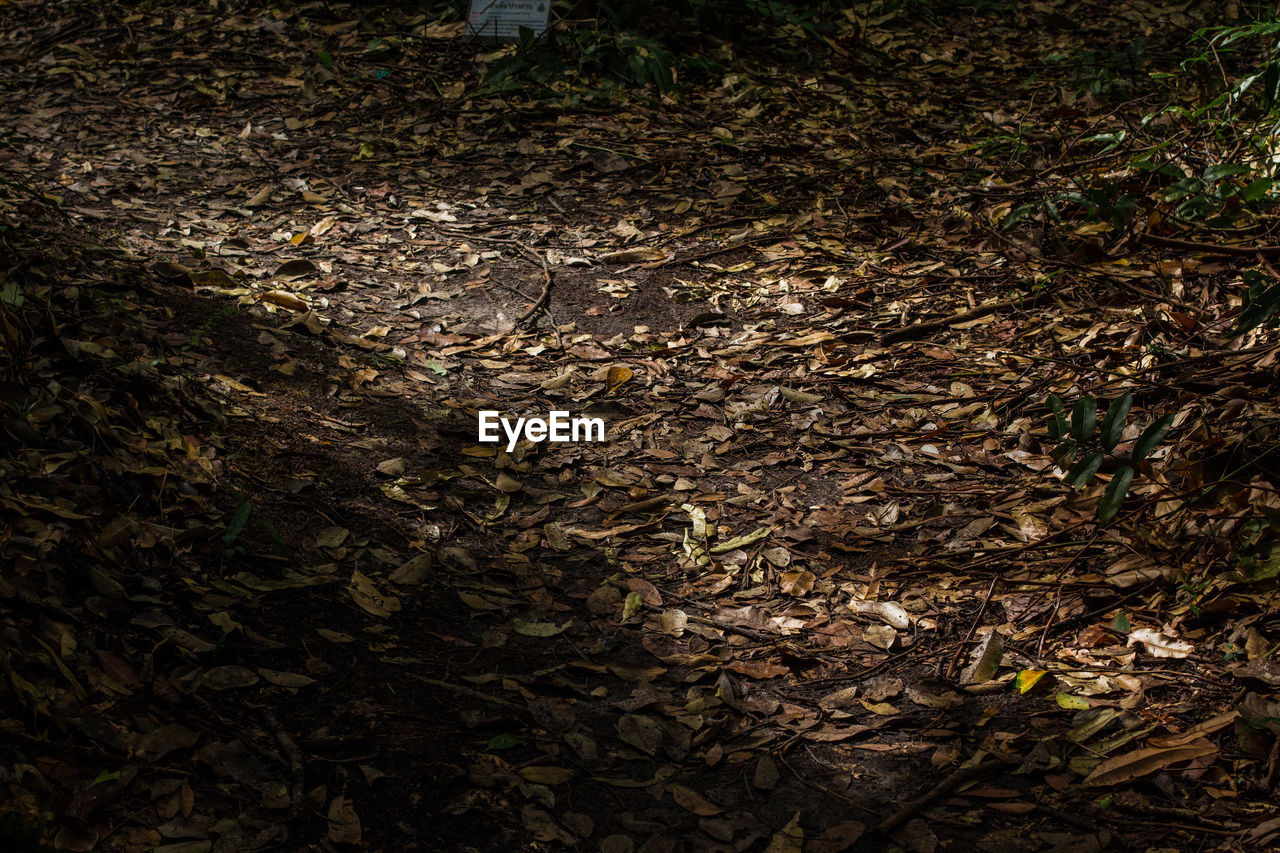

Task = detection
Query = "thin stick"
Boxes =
[409,675,525,712]
[881,292,1056,344]
[878,751,997,833]
[1140,233,1280,256]
[514,243,553,328]
[944,576,998,680]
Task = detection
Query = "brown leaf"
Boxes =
[326,796,362,844]
[347,570,401,619]
[389,553,432,585]
[518,765,575,785]
[724,660,790,679]
[617,715,664,755]
[1082,740,1218,786]
[780,570,815,596]
[809,820,865,853]
[668,783,723,816]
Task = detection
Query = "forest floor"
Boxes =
[3,1,1280,851]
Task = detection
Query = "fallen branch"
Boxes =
[1140,233,1280,257]
[878,751,998,833]
[880,291,1056,344]
[409,675,525,712]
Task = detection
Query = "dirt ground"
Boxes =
[3,1,1280,851]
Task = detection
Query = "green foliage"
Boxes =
[1046,392,1173,523]
[1042,40,1152,102]
[220,500,291,570]
[478,0,835,95]
[1054,184,1138,230]
[482,26,691,94]
[183,302,239,352]
[1236,512,1280,581]
[1232,268,1280,336]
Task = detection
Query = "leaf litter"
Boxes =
[0,0,1279,851]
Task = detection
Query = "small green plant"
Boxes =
[1055,183,1138,230]
[1046,392,1174,522]
[1232,269,1280,335]
[1157,163,1276,225]
[1235,511,1280,581]
[183,302,239,352]
[220,500,291,570]
[477,0,832,96]
[1176,572,1212,616]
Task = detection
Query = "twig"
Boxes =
[514,243,553,328]
[409,675,525,711]
[944,576,998,680]
[880,291,1056,344]
[777,751,878,814]
[878,751,998,833]
[1140,233,1280,256]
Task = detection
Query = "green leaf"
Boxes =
[224,502,253,546]
[1232,279,1280,336]
[1202,163,1252,183]
[1133,415,1173,462]
[486,733,524,750]
[1098,466,1134,523]
[1066,451,1104,490]
[1070,396,1097,443]
[1100,392,1132,451]
[318,49,334,68]
[1265,60,1280,109]
[1047,394,1068,439]
[1051,441,1078,467]
[1241,177,1275,203]
[92,769,122,786]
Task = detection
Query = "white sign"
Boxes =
[467,0,551,40]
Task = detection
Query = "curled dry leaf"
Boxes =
[1127,628,1193,659]
[326,796,362,844]
[848,599,911,629]
[960,631,1004,685]
[258,289,310,311]
[659,608,688,636]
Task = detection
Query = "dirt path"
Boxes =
[2,1,1274,851]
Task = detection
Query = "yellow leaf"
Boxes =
[258,289,309,311]
[1016,670,1048,694]
[606,365,633,393]
[1055,692,1090,710]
